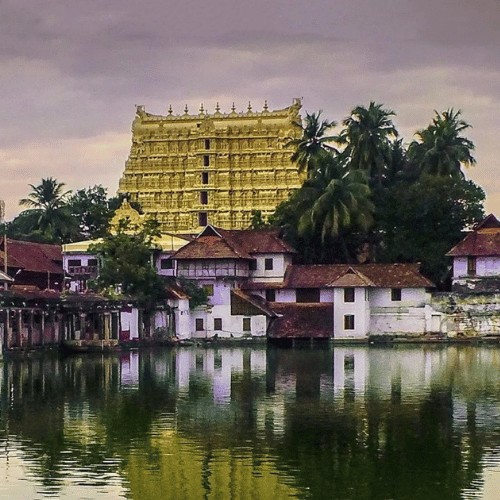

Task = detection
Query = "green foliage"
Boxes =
[377,174,485,287]
[67,185,115,240]
[285,111,338,175]
[273,102,485,288]
[249,210,269,229]
[89,219,166,308]
[176,277,209,309]
[408,109,476,178]
[14,178,78,243]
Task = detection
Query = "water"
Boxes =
[2,344,500,499]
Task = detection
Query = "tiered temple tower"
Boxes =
[118,99,304,233]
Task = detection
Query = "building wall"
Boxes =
[369,288,429,307]
[333,288,370,339]
[118,100,304,233]
[190,304,267,339]
[453,256,500,278]
[250,253,291,282]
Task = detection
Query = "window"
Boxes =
[202,172,209,184]
[160,259,173,269]
[203,155,210,167]
[344,288,355,302]
[248,260,257,271]
[200,191,208,205]
[243,318,251,331]
[203,284,214,296]
[68,259,81,267]
[204,139,210,149]
[344,315,355,330]
[214,318,222,331]
[265,258,273,270]
[467,256,476,276]
[87,259,98,267]
[266,289,276,302]
[391,288,402,301]
[296,288,320,303]
[198,212,207,226]
[196,318,204,331]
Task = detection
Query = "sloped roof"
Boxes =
[172,225,295,260]
[283,263,433,289]
[0,239,63,274]
[474,214,500,230]
[231,289,278,317]
[447,229,500,257]
[218,228,297,255]
[268,303,333,338]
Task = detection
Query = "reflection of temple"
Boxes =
[118,100,304,233]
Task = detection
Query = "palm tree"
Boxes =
[20,177,71,210]
[408,109,476,177]
[336,102,398,181]
[285,111,338,175]
[19,178,77,243]
[298,167,374,244]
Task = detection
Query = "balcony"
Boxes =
[68,266,98,277]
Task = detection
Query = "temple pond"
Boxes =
[2,344,500,499]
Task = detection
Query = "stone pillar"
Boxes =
[16,310,22,348]
[104,312,110,341]
[28,310,34,347]
[40,312,45,346]
[6,309,12,349]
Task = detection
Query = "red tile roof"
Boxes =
[268,303,333,338]
[283,263,433,289]
[0,239,63,274]
[447,229,500,257]
[172,225,296,260]
[232,289,278,317]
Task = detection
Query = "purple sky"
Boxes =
[2,0,500,220]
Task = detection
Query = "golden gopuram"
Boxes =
[118,98,304,234]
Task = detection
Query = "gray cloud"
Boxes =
[1,0,500,220]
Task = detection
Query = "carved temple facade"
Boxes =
[118,99,304,234]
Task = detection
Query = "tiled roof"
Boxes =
[446,229,500,257]
[172,235,251,260]
[268,303,333,338]
[283,263,433,288]
[0,239,63,274]
[172,225,295,260]
[218,228,297,255]
[232,289,278,317]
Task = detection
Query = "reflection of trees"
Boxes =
[3,346,500,499]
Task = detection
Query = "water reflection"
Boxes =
[2,345,500,499]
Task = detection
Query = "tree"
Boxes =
[298,163,374,245]
[17,177,78,243]
[89,219,165,304]
[68,185,115,240]
[271,155,374,263]
[285,111,338,175]
[378,174,485,287]
[408,109,476,177]
[336,102,398,181]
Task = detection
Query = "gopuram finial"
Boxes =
[247,101,252,112]
[168,105,173,115]
[263,100,268,111]
[184,104,189,115]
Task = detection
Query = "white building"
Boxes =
[447,214,500,294]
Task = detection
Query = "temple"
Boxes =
[118,99,304,233]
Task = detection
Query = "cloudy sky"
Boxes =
[2,0,499,220]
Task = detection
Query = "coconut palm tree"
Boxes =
[285,111,338,175]
[336,102,398,181]
[299,167,374,244]
[408,109,476,177]
[19,177,77,243]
